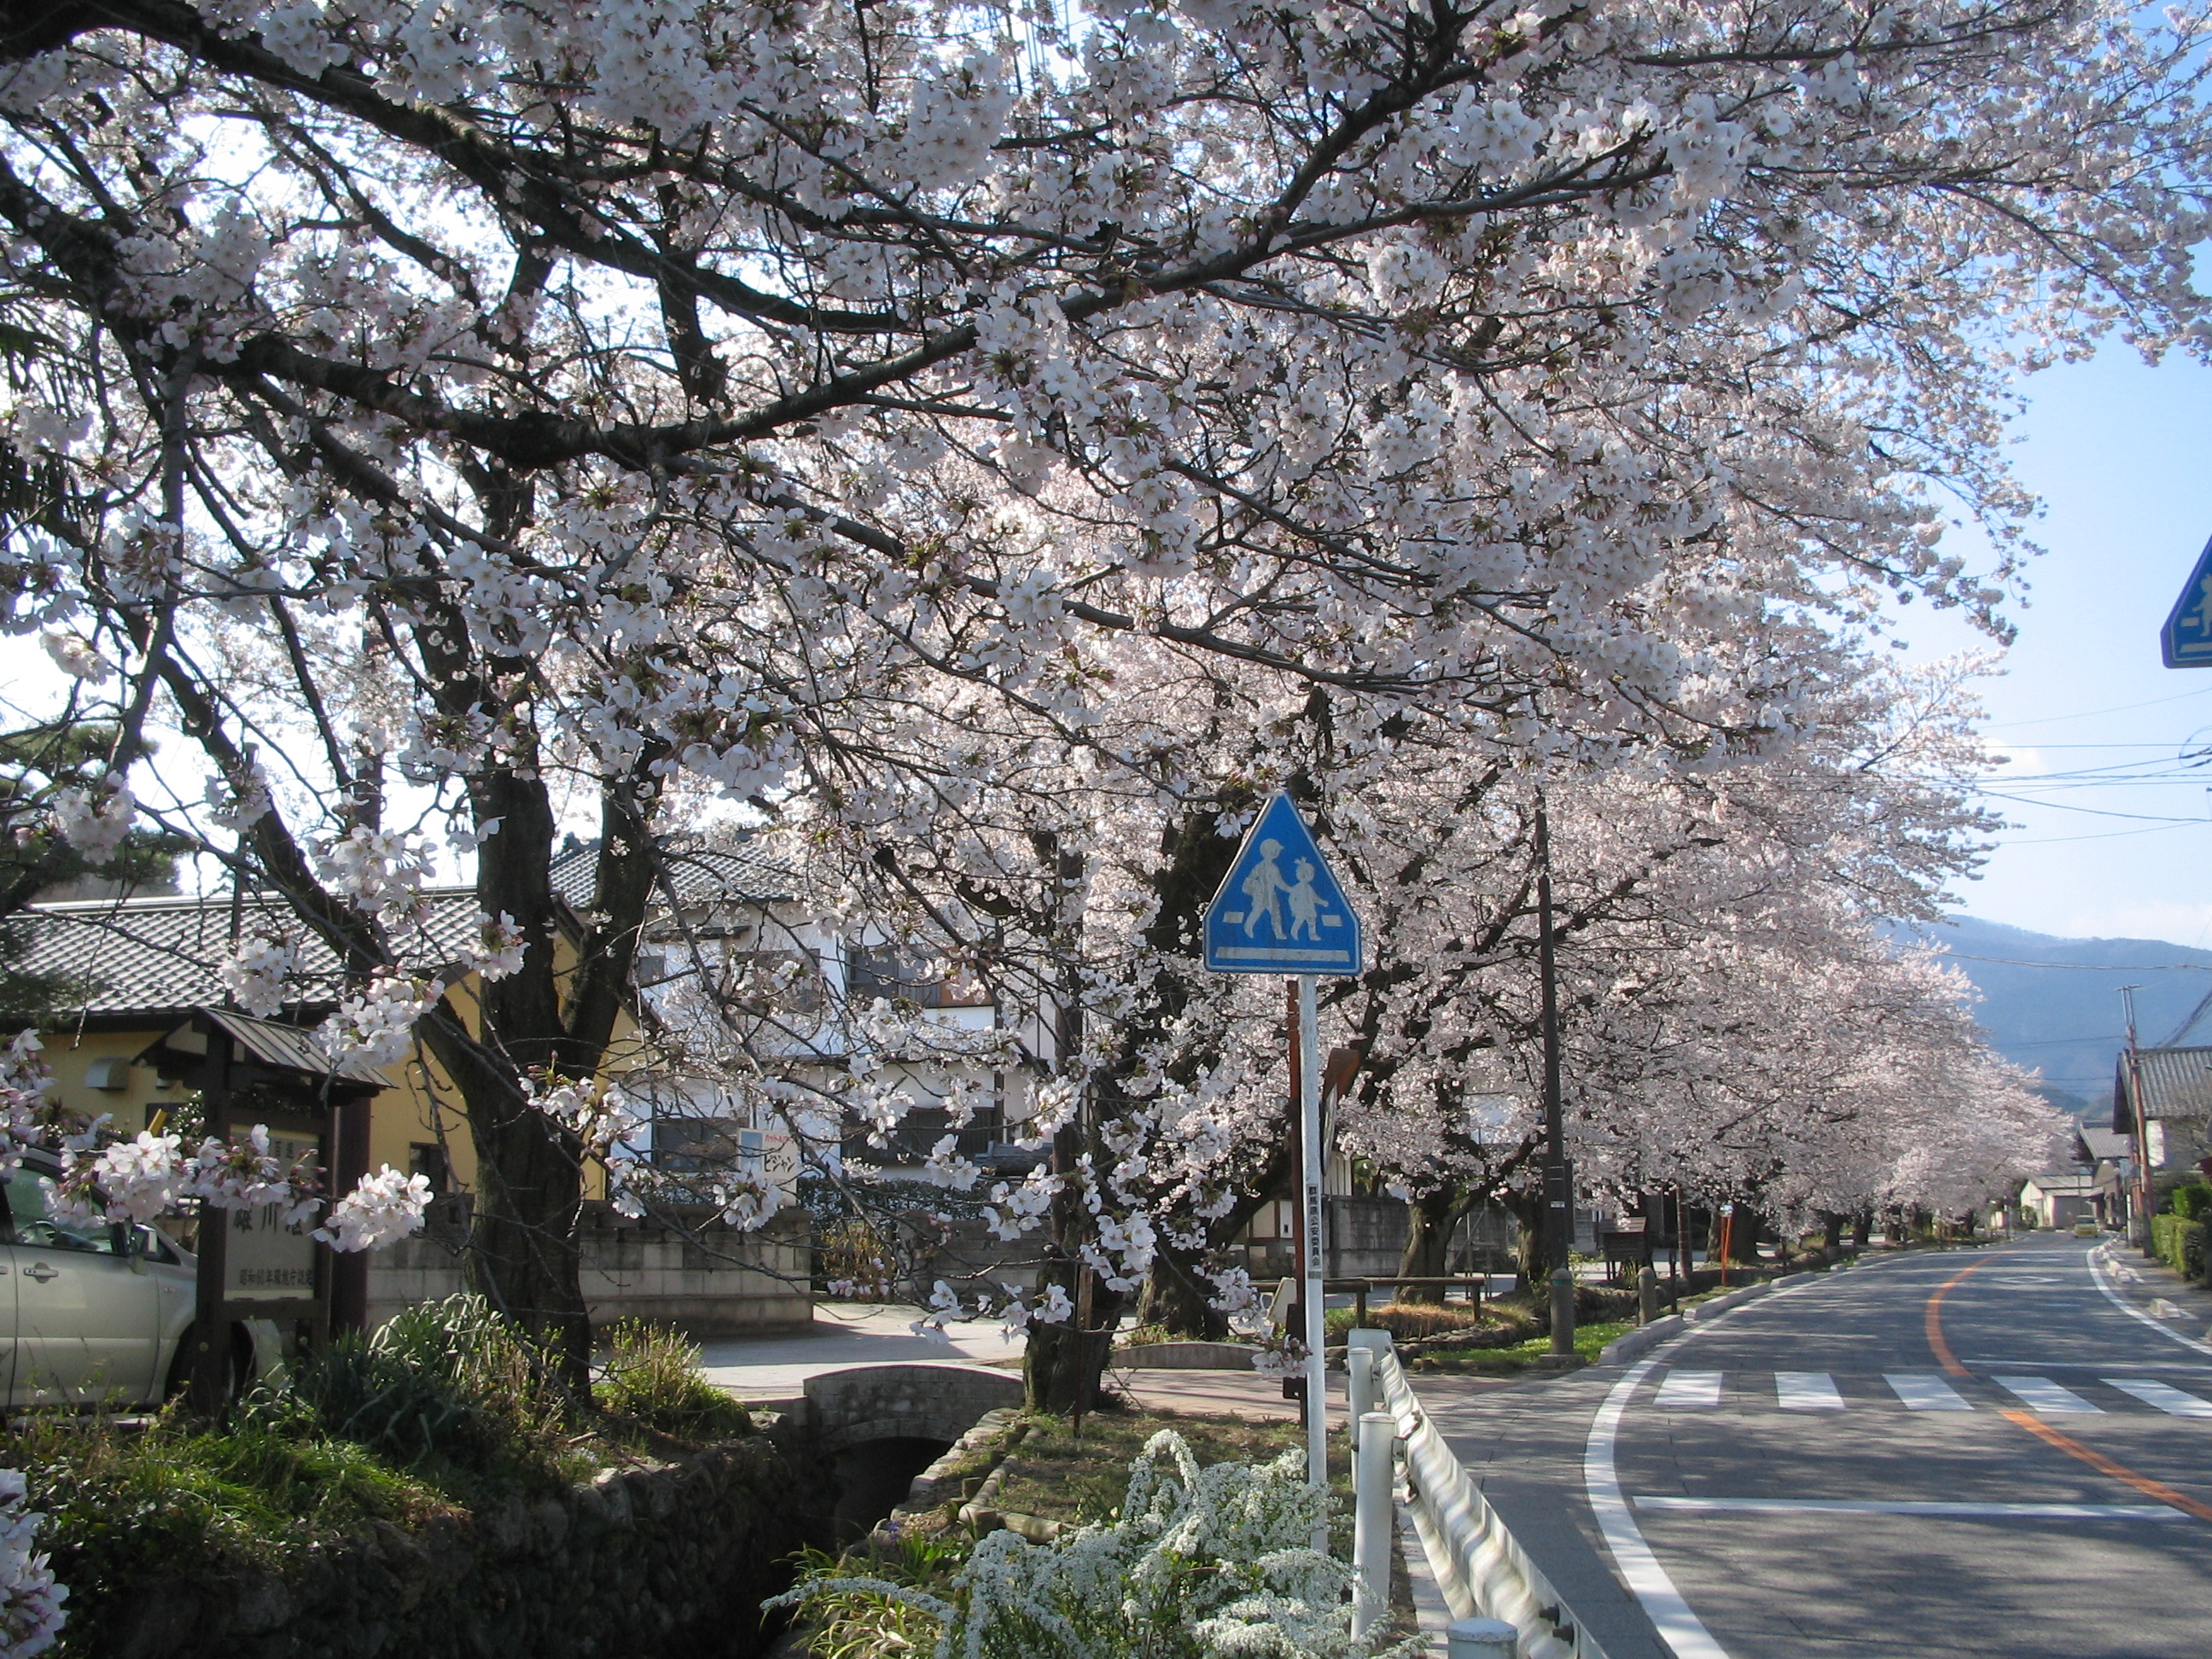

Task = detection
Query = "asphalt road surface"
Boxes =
[1590,1237,2212,1657]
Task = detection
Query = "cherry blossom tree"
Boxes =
[0,0,2200,1383]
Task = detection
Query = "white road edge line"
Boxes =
[2087,1243,2212,1358]
[1633,1496,2182,1521]
[1587,1354,1733,1659]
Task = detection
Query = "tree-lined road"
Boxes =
[1589,1240,2212,1657]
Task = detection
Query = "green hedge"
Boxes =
[2151,1214,2207,1279]
[2174,1182,2212,1223]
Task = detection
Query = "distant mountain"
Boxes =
[1906,916,2212,1120]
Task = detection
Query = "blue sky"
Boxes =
[1915,347,2212,944]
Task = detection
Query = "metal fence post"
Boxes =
[1353,1410,1395,1637]
[1348,1344,1374,1432]
[1446,1616,1519,1659]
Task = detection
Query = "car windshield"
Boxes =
[3,1168,121,1254]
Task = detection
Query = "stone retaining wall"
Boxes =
[105,1438,832,1659]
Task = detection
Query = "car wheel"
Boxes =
[161,1323,256,1404]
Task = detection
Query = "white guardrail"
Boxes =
[1348,1330,1606,1659]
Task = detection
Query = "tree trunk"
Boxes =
[1396,1188,1471,1302]
[1507,1187,1547,1292]
[1136,1248,1232,1340]
[1822,1212,1844,1253]
[1852,1210,1871,1247]
[1137,1150,1289,1338]
[1025,1278,1126,1412]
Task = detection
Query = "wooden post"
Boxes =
[188,1026,234,1418]
[328,1090,373,1334]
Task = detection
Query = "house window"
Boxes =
[409,1143,451,1196]
[847,945,989,1009]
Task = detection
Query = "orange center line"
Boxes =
[1925,1249,2212,1525]
[1924,1256,1989,1377]
[1999,1409,2212,1522]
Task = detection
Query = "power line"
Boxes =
[1993,687,2212,730]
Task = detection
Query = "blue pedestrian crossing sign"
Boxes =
[1203,793,1364,976]
[2163,533,2212,668]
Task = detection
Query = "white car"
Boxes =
[3,1150,279,1407]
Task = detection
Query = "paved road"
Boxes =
[1586,1237,2212,1657]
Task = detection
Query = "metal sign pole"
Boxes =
[1299,972,1326,1501]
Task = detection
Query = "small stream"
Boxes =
[830,1436,953,1542]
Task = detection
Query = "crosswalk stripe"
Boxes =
[1776,1371,1846,1411]
[1654,1371,1722,1408]
[2102,1378,2212,1417]
[1885,1372,1975,1412]
[1996,1376,2104,1415]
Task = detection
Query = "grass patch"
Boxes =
[596,1319,754,1442]
[1409,1318,1636,1374]
[1324,1301,1490,1342]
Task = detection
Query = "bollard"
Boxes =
[1352,1411,1395,1638]
[1549,1265,1576,1357]
[1445,1616,1519,1659]
[1639,1263,1660,1326]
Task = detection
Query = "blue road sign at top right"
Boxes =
[2163,533,2212,668]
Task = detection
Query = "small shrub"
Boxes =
[2174,1183,2212,1222]
[596,1322,751,1441]
[261,1293,568,1484]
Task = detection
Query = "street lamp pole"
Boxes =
[1535,799,1574,1357]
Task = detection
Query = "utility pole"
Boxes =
[2121,984,2155,1254]
[1535,799,1574,1357]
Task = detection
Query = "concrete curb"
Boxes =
[1595,1316,1680,1369]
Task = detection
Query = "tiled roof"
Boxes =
[14,888,479,1019]
[13,838,796,1022]
[2116,1046,2212,1124]
[2075,1124,2133,1162]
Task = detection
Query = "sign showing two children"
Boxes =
[1202,793,1365,977]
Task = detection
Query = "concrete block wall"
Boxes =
[367,1202,814,1336]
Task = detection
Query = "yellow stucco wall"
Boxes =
[33,953,638,1204]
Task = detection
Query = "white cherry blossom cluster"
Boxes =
[312,1165,434,1252]
[459,912,526,981]
[311,827,435,930]
[218,928,299,1020]
[0,1470,65,1659]
[48,776,133,860]
[37,629,108,684]
[318,974,442,1070]
[53,1132,183,1225]
[185,1125,321,1226]
[202,761,271,832]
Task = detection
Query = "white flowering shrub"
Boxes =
[0,1471,64,1659]
[775,1431,1410,1659]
